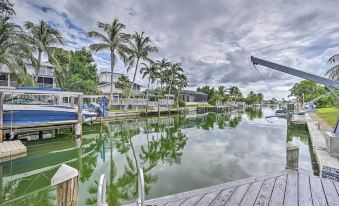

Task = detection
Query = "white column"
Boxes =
[7,74,10,87]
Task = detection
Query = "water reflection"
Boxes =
[0,107,314,205]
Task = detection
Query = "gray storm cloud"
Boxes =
[12,0,339,99]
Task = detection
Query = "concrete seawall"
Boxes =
[304,113,339,180]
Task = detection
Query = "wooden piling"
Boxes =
[286,141,299,170]
[51,164,79,206]
[76,94,83,147]
[0,92,4,142]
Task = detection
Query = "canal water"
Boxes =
[0,106,315,205]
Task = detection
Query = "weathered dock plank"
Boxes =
[195,190,220,206]
[124,170,339,206]
[239,180,264,206]
[0,140,27,161]
[299,172,313,206]
[225,184,250,206]
[269,175,287,206]
[209,187,236,206]
[310,176,327,206]
[322,178,339,206]
[253,178,275,206]
[284,173,298,206]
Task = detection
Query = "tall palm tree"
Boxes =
[155,58,171,91]
[167,62,183,101]
[140,62,158,113]
[175,73,188,110]
[326,54,339,81]
[24,20,63,83]
[124,32,158,111]
[88,19,130,107]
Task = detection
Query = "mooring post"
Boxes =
[51,164,79,206]
[0,92,4,142]
[75,94,83,147]
[286,141,299,170]
[97,174,107,206]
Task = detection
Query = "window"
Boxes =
[0,74,7,80]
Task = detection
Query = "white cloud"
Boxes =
[12,0,339,99]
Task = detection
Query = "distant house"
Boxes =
[98,71,141,97]
[0,62,56,88]
[182,90,208,103]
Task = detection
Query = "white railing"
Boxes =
[137,167,145,206]
[0,80,16,87]
[0,80,7,86]
[97,174,107,206]
[37,83,53,88]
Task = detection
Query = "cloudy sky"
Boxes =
[12,0,339,99]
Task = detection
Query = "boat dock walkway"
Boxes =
[125,170,339,206]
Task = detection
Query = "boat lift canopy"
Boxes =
[0,88,83,96]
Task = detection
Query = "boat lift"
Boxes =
[251,56,339,136]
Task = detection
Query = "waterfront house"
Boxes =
[0,62,56,88]
[98,71,142,98]
[182,90,208,103]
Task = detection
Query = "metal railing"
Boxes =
[97,174,108,206]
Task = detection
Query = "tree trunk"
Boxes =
[124,58,139,111]
[145,76,150,115]
[167,72,174,112]
[109,51,115,109]
[35,51,42,84]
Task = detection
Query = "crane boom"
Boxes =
[251,56,339,89]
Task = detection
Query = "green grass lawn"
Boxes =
[316,107,339,127]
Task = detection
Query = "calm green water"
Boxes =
[0,106,314,205]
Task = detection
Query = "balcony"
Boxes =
[0,80,17,87]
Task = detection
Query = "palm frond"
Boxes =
[89,43,110,52]
[325,65,339,81]
[328,54,339,64]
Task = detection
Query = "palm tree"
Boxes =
[166,62,183,109]
[140,62,158,113]
[117,75,130,98]
[175,73,188,111]
[155,58,171,91]
[124,32,158,111]
[24,20,63,83]
[0,12,33,85]
[88,19,130,107]
[326,54,339,80]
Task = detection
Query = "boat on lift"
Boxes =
[274,108,287,116]
[3,97,97,126]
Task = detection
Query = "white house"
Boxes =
[0,62,56,88]
[98,71,142,97]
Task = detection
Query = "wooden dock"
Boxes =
[0,140,27,162]
[125,170,339,206]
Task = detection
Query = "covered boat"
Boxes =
[3,98,97,126]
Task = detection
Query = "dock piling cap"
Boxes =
[286,141,299,150]
[51,164,79,186]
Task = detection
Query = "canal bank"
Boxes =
[293,113,339,180]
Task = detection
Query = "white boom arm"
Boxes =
[251,56,339,89]
[251,56,339,136]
